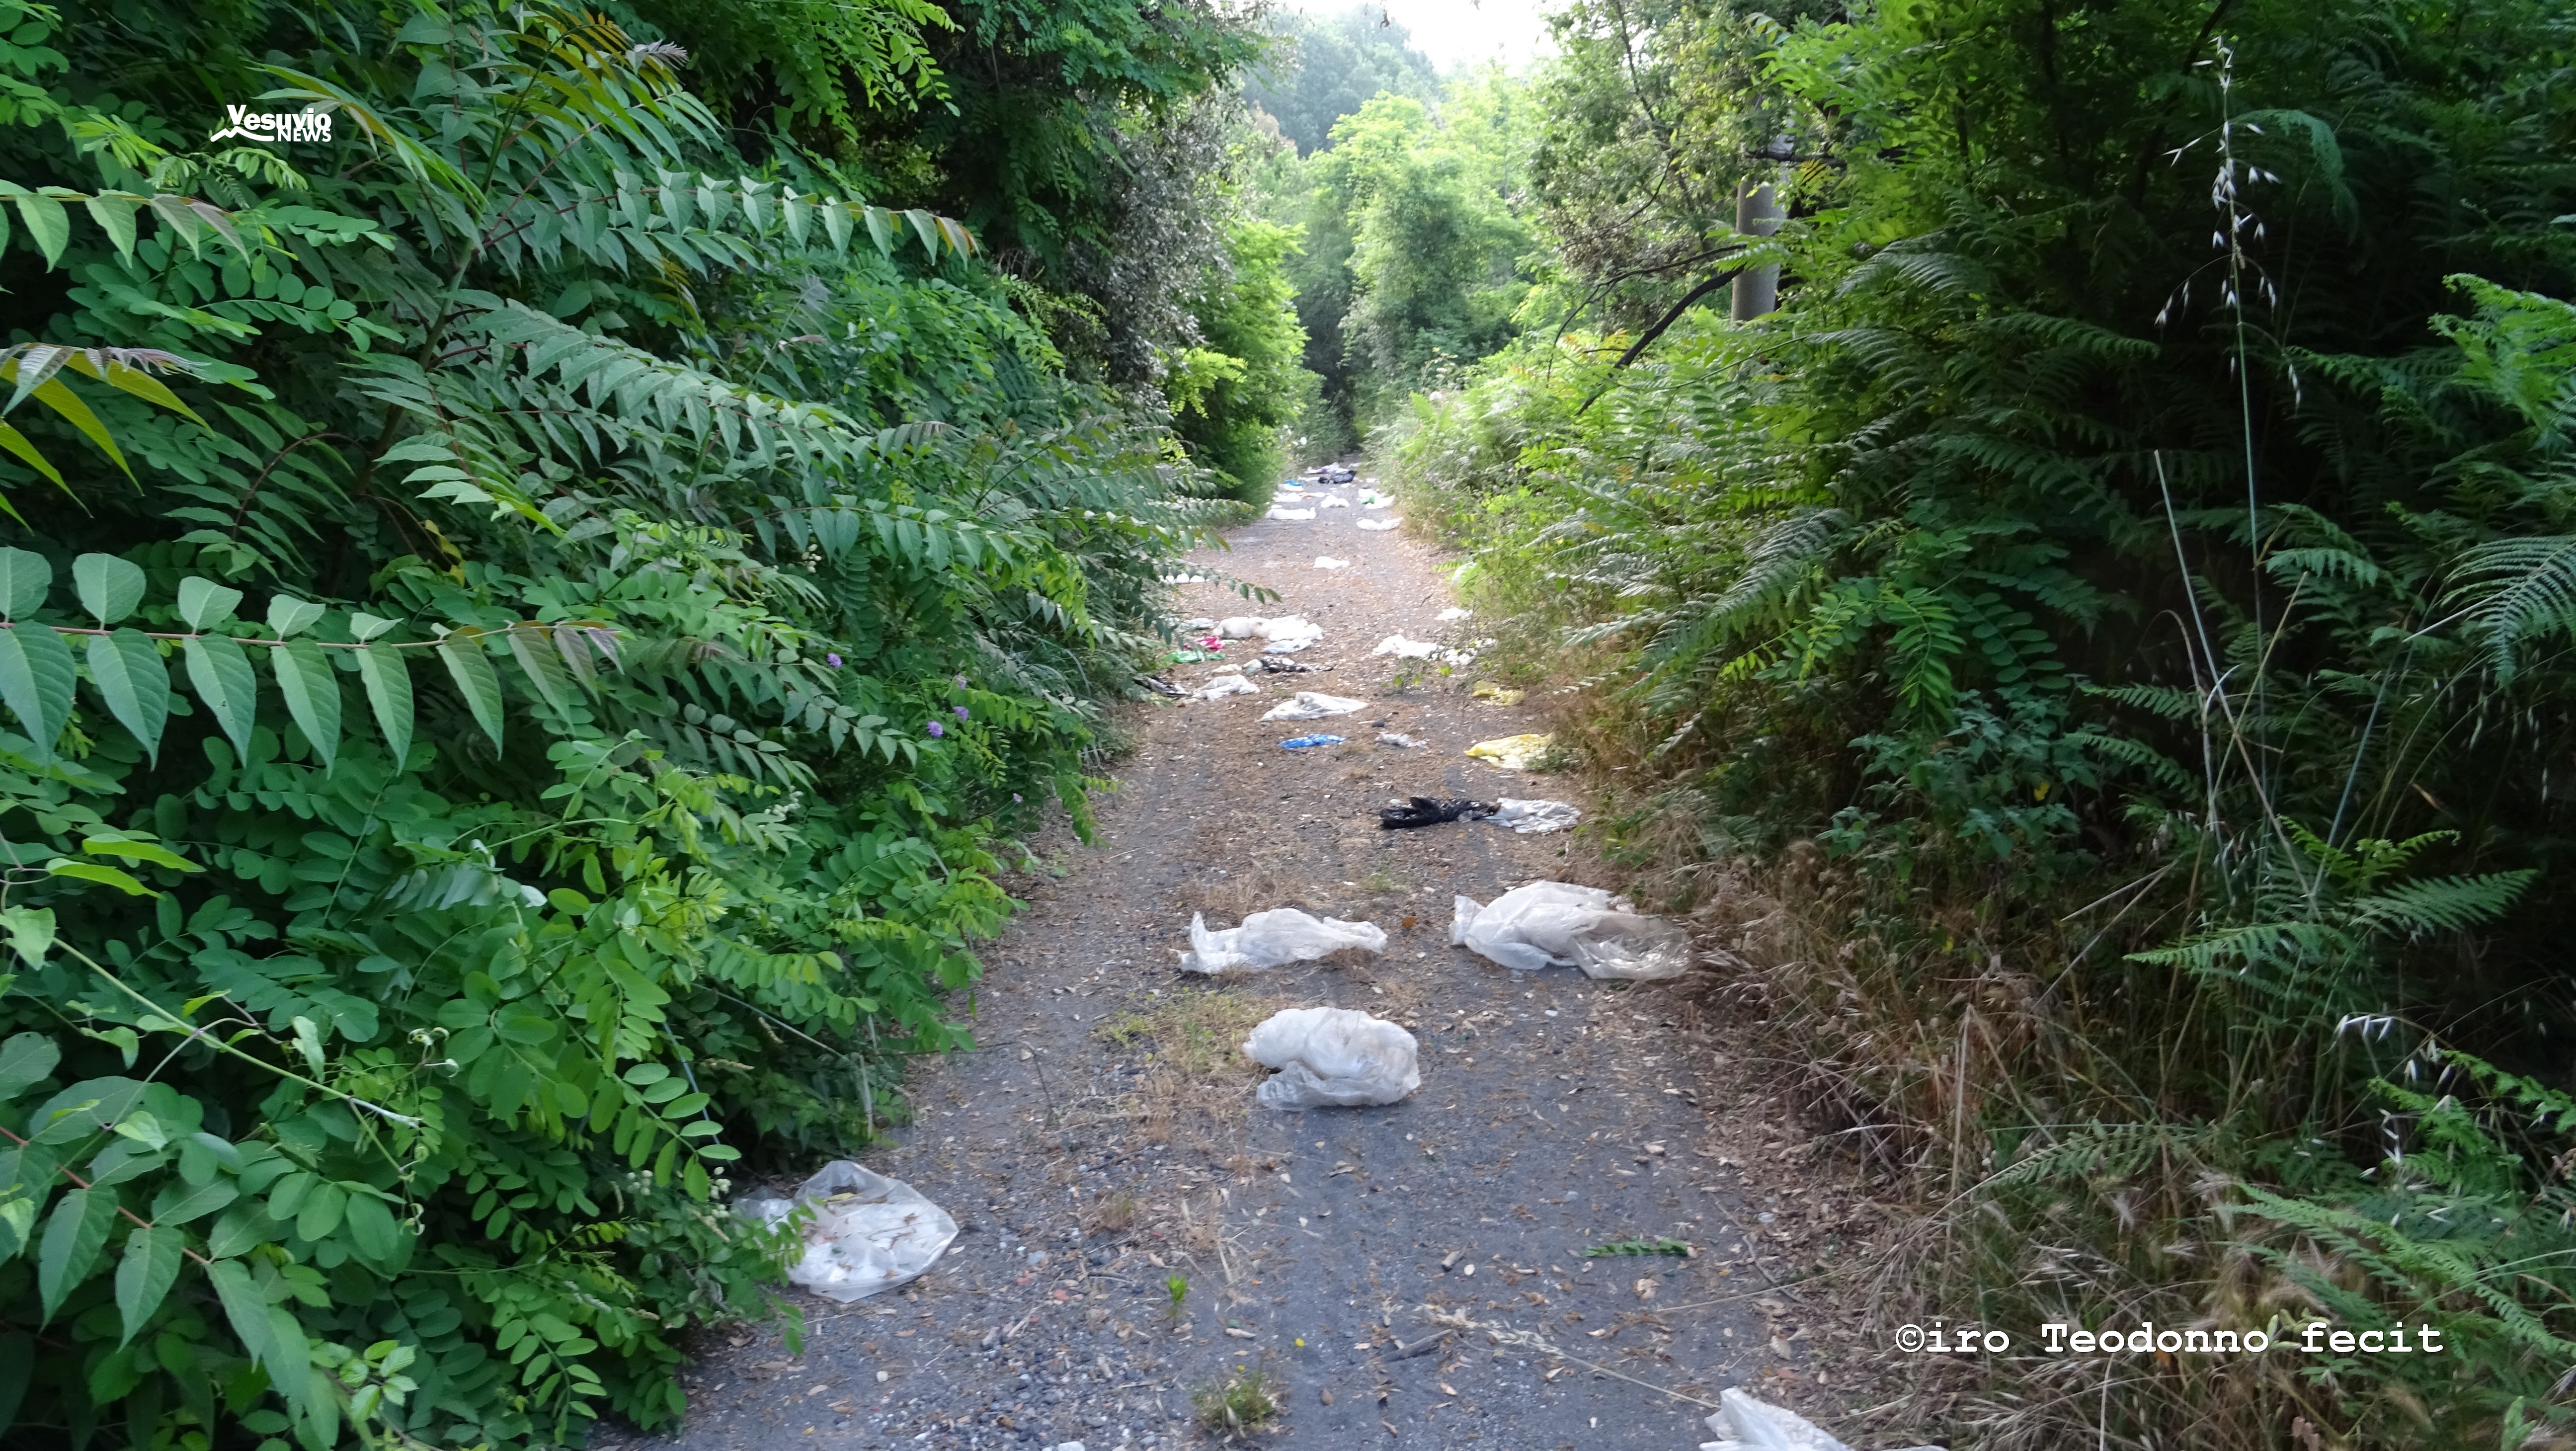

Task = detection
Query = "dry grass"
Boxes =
[1096,985,1287,1147]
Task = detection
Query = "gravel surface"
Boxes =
[612,475,1868,1451]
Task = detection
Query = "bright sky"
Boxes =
[1280,0,1558,73]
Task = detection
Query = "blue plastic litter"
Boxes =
[1280,734,1346,749]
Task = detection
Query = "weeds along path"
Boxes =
[627,480,1841,1450]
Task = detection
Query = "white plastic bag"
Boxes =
[1262,690,1367,721]
[1313,556,1349,569]
[1490,799,1581,834]
[1320,495,1352,508]
[1356,516,1401,531]
[1266,506,1314,520]
[1371,634,1439,659]
[734,1162,958,1302]
[1449,882,1693,979]
[1181,909,1387,972]
[1699,1388,1853,1451]
[1192,674,1259,700]
[1258,615,1324,653]
[1436,606,1472,621]
[1242,1006,1420,1108]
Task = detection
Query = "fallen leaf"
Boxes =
[1321,1389,1335,1406]
[1225,1327,1255,1340]
[1634,1278,1657,1300]
[1440,1382,1458,1395]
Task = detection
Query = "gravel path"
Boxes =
[615,477,1855,1451]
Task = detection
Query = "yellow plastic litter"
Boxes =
[1469,680,1526,706]
[1466,733,1553,770]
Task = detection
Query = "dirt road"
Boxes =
[623,479,1853,1451]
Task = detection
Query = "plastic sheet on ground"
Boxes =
[1372,634,1439,659]
[1242,1006,1421,1108]
[1257,656,1321,674]
[1437,606,1472,621]
[1320,495,1352,508]
[1178,617,1216,630]
[734,1162,958,1302]
[1266,506,1314,520]
[1449,881,1694,979]
[1491,799,1581,835]
[1192,674,1259,700]
[1314,556,1350,569]
[1261,616,1324,652]
[1470,680,1526,706]
[1356,516,1402,531]
[1701,1388,1947,1451]
[1379,796,1495,828]
[1365,497,1394,509]
[1280,733,1345,749]
[1466,732,1553,769]
[1378,730,1425,748]
[1180,909,1387,973]
[1262,690,1367,721]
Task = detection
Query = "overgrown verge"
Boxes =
[1384,0,2576,1446]
[0,1,1237,1446]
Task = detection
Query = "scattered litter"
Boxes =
[1378,796,1496,829]
[1320,495,1352,508]
[1378,731,1425,748]
[1181,909,1387,973]
[1280,733,1346,749]
[1365,496,1393,510]
[1166,648,1215,663]
[1446,649,1478,667]
[1192,675,1260,700]
[1701,1387,1922,1451]
[1356,516,1401,531]
[1257,656,1323,674]
[1242,1007,1420,1108]
[1262,691,1368,721]
[1436,607,1472,621]
[1216,616,1263,638]
[1262,623,1324,654]
[1465,733,1554,769]
[1449,882,1694,979]
[1470,680,1526,706]
[1490,799,1581,835]
[1139,675,1186,698]
[1266,506,1315,520]
[1371,634,1440,659]
[734,1162,958,1302]
[1314,556,1350,569]
[1218,615,1325,652]
[1179,617,1217,630]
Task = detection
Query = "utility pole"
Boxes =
[1730,170,1783,321]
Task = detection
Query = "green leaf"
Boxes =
[206,1257,273,1370]
[354,645,412,768]
[181,635,256,755]
[0,1332,29,1435]
[149,1176,236,1225]
[71,553,143,625]
[0,1033,57,1098]
[36,1185,117,1321]
[14,191,66,269]
[347,612,399,642]
[44,859,156,897]
[175,575,242,631]
[85,629,169,764]
[265,595,325,638]
[269,639,340,770]
[0,547,50,618]
[0,908,51,967]
[80,834,197,872]
[343,1192,399,1262]
[439,630,503,749]
[113,1222,181,1345]
[294,1181,344,1242]
[0,625,74,761]
[81,194,140,265]
[507,622,575,717]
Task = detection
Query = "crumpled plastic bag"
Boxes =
[1470,680,1526,706]
[1378,796,1495,828]
[1449,882,1694,979]
[1466,733,1553,769]
[1242,1006,1421,1108]
[1266,506,1315,520]
[1372,634,1439,658]
[1260,616,1324,653]
[1180,909,1387,972]
[1491,799,1581,834]
[1313,556,1349,569]
[1356,517,1401,531]
[1699,1388,1945,1451]
[1192,674,1259,700]
[1436,606,1472,621]
[1262,690,1367,721]
[1320,495,1352,508]
[733,1162,958,1302]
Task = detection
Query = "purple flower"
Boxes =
[926,721,945,738]
[825,652,843,668]
[952,705,969,720]
[955,674,968,687]
[1012,793,1023,803]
